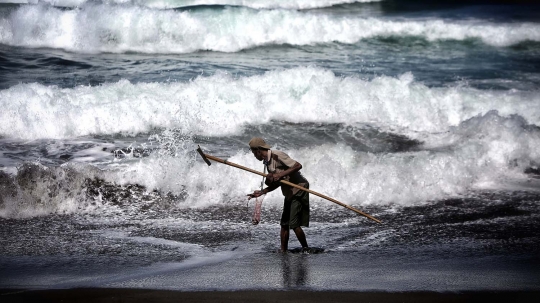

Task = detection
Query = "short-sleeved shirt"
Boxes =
[265,150,309,200]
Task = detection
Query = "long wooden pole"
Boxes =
[197,146,381,223]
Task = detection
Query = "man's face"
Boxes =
[251,148,263,161]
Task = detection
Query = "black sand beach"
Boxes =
[2,243,539,301]
[1,193,539,299]
[2,289,540,303]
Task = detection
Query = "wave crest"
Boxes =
[2,68,540,140]
[1,4,538,54]
[3,110,540,219]
[4,0,382,10]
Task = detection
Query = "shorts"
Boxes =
[280,185,310,229]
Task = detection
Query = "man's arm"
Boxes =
[248,163,298,199]
[261,181,281,194]
[247,182,280,199]
[266,161,302,183]
[247,153,303,199]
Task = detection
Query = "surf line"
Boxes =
[196,145,381,224]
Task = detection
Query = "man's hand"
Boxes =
[247,190,264,200]
[265,172,282,185]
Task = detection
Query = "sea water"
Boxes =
[0,0,539,291]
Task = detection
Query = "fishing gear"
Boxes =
[196,145,381,223]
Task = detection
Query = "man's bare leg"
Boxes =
[293,226,308,249]
[280,226,290,252]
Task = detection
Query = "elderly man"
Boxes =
[247,137,310,252]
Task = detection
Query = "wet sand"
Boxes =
[2,250,540,292]
[2,251,540,303]
[1,289,540,303]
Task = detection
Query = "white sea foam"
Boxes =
[0,4,538,54]
[98,230,205,251]
[2,68,540,140]
[109,111,540,210]
[0,162,103,218]
[5,0,382,10]
[2,111,539,218]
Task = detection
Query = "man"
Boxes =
[247,137,310,252]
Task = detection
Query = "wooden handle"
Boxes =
[280,179,382,223]
[201,153,381,224]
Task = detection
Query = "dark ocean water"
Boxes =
[0,0,539,291]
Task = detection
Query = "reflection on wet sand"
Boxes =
[281,254,308,288]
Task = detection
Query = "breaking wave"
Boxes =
[2,111,540,218]
[2,68,540,140]
[5,0,382,10]
[1,3,539,54]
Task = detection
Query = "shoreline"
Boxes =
[2,288,540,303]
